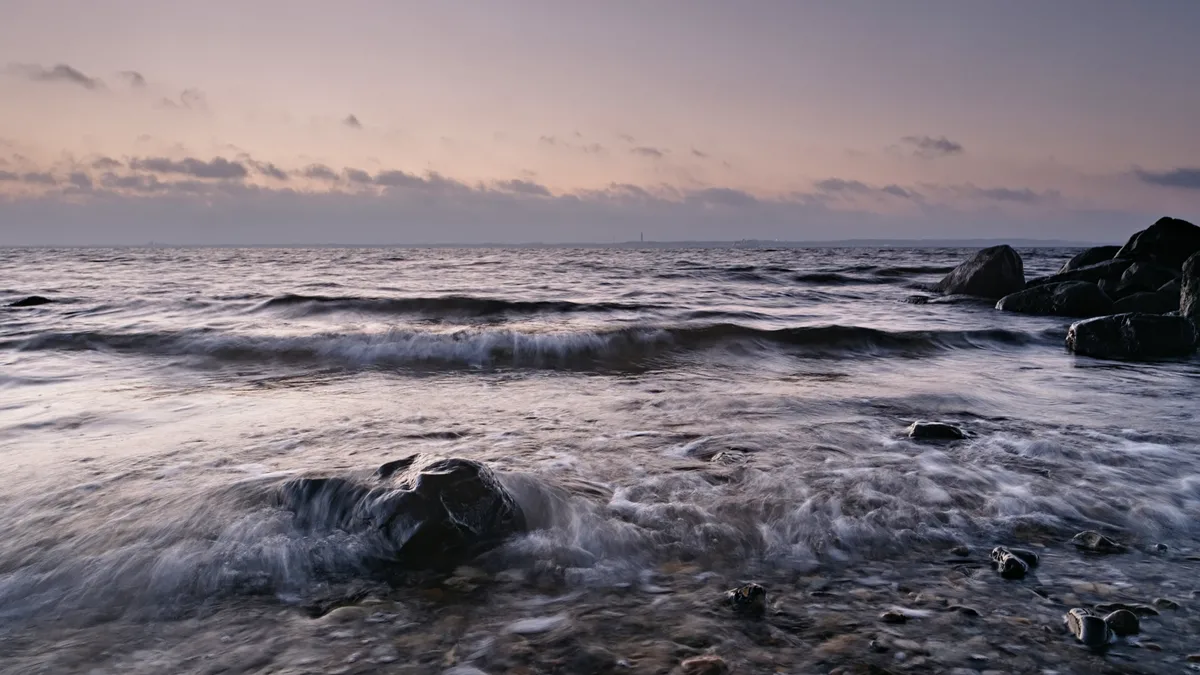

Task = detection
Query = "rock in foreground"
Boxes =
[1066,313,1197,360]
[8,296,53,307]
[277,455,526,569]
[1058,245,1121,273]
[1115,216,1200,270]
[995,281,1112,318]
[1025,259,1133,289]
[1183,251,1200,324]
[935,245,1025,299]
[906,421,966,440]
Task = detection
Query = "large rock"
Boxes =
[8,296,53,307]
[1183,252,1200,324]
[1058,246,1120,273]
[1112,291,1178,315]
[995,281,1112,318]
[935,245,1025,299]
[1115,216,1200,270]
[277,455,526,569]
[1025,258,1133,288]
[1111,262,1179,299]
[1066,313,1198,360]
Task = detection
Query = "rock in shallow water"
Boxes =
[1058,246,1121,274]
[680,655,729,675]
[1065,608,1111,648]
[277,455,526,570]
[1112,290,1178,315]
[1069,531,1127,554]
[1103,609,1140,637]
[1183,251,1200,324]
[990,547,1029,580]
[906,421,966,441]
[935,245,1025,299]
[8,295,53,307]
[995,281,1112,318]
[1115,216,1200,270]
[724,583,767,617]
[1111,261,1179,299]
[1026,258,1133,289]
[1065,313,1197,360]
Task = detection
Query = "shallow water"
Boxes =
[2,246,1199,673]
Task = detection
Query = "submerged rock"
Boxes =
[1094,602,1159,617]
[1115,216,1200,270]
[995,281,1112,318]
[277,455,526,570]
[1103,609,1140,637]
[1183,251,1200,324]
[1065,313,1198,360]
[906,421,966,441]
[1065,608,1110,648]
[724,583,767,617]
[680,655,729,675]
[1059,246,1121,273]
[8,295,53,307]
[935,245,1025,299]
[1153,597,1180,610]
[1069,531,1127,554]
[990,547,1029,580]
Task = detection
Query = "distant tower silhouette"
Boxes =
[640,231,644,242]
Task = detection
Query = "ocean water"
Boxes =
[2,246,1199,673]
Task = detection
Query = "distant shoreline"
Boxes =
[1,239,1108,249]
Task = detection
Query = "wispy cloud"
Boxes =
[249,161,289,181]
[301,164,340,181]
[91,157,123,170]
[494,179,552,197]
[691,148,710,159]
[160,88,208,111]
[8,63,102,90]
[1135,167,1200,190]
[119,71,146,88]
[900,135,964,158]
[815,178,871,193]
[129,157,248,179]
[631,146,667,159]
[343,114,363,129]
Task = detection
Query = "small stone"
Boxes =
[8,295,53,307]
[321,606,368,624]
[907,421,967,440]
[1141,642,1162,651]
[990,547,1029,580]
[504,614,568,634]
[1007,548,1040,568]
[1103,609,1140,637]
[1094,602,1159,617]
[880,610,909,624]
[1153,543,1168,553]
[1153,597,1180,610]
[950,545,970,557]
[724,583,767,617]
[948,604,982,618]
[869,640,889,653]
[567,646,618,675]
[1188,654,1200,663]
[1070,531,1126,553]
[680,654,729,675]
[1065,608,1111,648]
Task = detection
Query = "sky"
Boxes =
[1,0,1199,245]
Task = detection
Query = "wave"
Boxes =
[7,323,1047,371]
[256,293,654,317]
[791,272,874,284]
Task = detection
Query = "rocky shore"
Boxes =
[932,216,1200,360]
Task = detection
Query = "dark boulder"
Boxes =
[906,421,966,440]
[935,245,1025,299]
[1183,252,1200,324]
[277,455,526,570]
[1115,216,1200,270]
[1066,313,1198,360]
[1025,258,1132,288]
[1058,246,1120,273]
[1112,291,1178,315]
[995,281,1112,318]
[8,296,53,307]
[1111,262,1179,299]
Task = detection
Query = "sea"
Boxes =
[1,246,1198,674]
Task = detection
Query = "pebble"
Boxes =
[724,583,767,617]
[1065,608,1110,648]
[1152,597,1180,610]
[990,547,1029,580]
[950,545,971,557]
[948,604,982,618]
[504,614,569,634]
[880,610,909,624]
[1094,602,1159,617]
[1070,531,1126,553]
[443,667,490,675]
[1188,654,1200,663]
[680,654,729,675]
[1102,609,1139,637]
[906,421,966,440]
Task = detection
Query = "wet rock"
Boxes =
[1094,602,1159,617]
[906,421,966,441]
[8,295,52,307]
[1069,531,1127,553]
[935,245,1025,299]
[950,545,970,557]
[505,614,569,634]
[1111,262,1180,299]
[724,583,767,617]
[567,645,618,675]
[948,604,982,618]
[1153,597,1180,610]
[1115,216,1200,270]
[1007,548,1040,568]
[1189,654,1200,663]
[990,547,1029,580]
[1065,608,1110,648]
[1065,313,1197,360]
[880,610,909,624]
[1112,290,1179,315]
[1026,258,1133,288]
[904,295,931,305]
[277,455,526,570]
[1183,251,1200,324]
[1059,246,1121,273]
[680,655,729,675]
[1102,609,1139,637]
[995,281,1113,318]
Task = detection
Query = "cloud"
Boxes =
[539,135,558,146]
[691,148,710,159]
[1134,167,1200,190]
[343,114,362,129]
[373,170,424,188]
[494,179,552,197]
[974,186,1043,203]
[160,88,208,111]
[119,71,146,88]
[0,170,18,181]
[900,135,964,158]
[688,187,758,207]
[129,157,248,179]
[68,172,93,189]
[881,184,916,199]
[249,161,289,181]
[617,134,636,144]
[815,178,871,193]
[631,146,667,159]
[344,168,373,183]
[9,63,101,90]
[301,164,340,181]
[21,172,57,185]
[92,157,123,170]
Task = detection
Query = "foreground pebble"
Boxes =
[724,583,766,617]
[1065,608,1111,648]
[1070,531,1127,553]
[1103,609,1140,637]
[680,654,729,675]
